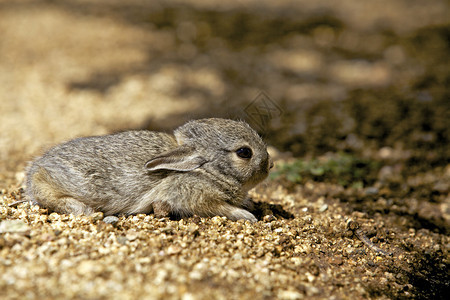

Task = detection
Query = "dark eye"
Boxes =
[236,147,252,159]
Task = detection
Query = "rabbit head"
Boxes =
[145,118,272,192]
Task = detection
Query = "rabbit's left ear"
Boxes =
[145,146,207,172]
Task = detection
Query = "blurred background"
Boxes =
[0,0,448,185]
[0,2,449,298]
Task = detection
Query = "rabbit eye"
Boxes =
[236,147,252,159]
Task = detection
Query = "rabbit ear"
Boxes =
[145,146,207,172]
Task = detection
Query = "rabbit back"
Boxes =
[26,131,177,215]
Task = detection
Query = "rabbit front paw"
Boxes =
[227,206,258,223]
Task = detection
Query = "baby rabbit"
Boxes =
[26,118,273,222]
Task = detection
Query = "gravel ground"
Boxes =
[1,1,449,299]
[1,175,448,299]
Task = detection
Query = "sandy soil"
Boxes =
[0,0,448,299]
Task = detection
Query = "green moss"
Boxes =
[270,152,380,187]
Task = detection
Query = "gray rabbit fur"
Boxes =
[25,118,273,222]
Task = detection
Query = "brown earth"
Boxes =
[0,1,449,299]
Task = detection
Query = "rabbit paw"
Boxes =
[227,207,258,223]
[153,201,171,218]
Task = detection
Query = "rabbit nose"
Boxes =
[269,158,274,169]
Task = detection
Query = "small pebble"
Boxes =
[91,212,104,221]
[364,187,379,195]
[102,216,119,226]
[319,204,328,212]
[117,235,128,245]
[0,219,29,233]
[263,215,276,222]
